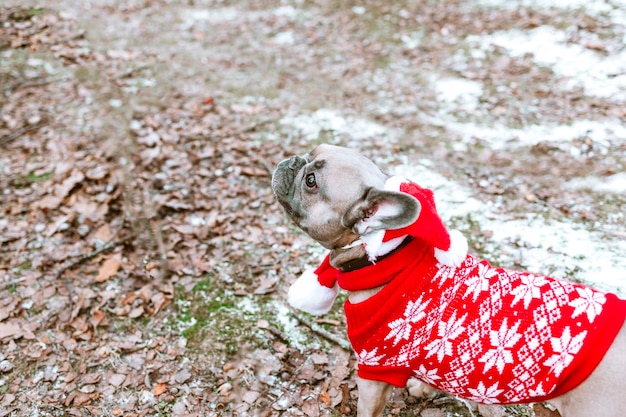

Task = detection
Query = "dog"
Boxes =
[272,144,626,417]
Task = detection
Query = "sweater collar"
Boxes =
[336,237,433,292]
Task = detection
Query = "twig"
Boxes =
[42,30,85,45]
[0,277,28,290]
[109,64,149,81]
[183,118,276,142]
[291,311,352,351]
[0,76,62,93]
[55,232,136,280]
[0,119,46,147]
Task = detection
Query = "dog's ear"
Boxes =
[342,188,421,235]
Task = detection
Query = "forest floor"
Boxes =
[1,0,625,416]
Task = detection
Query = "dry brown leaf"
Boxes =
[56,169,85,200]
[241,167,267,177]
[128,306,144,318]
[108,373,126,388]
[302,398,319,417]
[95,256,122,282]
[151,292,171,316]
[0,323,22,339]
[90,310,106,329]
[174,368,192,384]
[153,382,167,396]
[319,391,330,405]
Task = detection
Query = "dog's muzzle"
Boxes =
[272,155,308,202]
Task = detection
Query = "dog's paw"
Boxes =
[406,378,440,398]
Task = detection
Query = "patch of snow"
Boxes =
[392,162,626,295]
[237,297,260,314]
[566,172,626,194]
[275,304,314,350]
[436,117,626,154]
[474,0,626,27]
[274,5,298,18]
[182,7,241,23]
[470,26,626,100]
[433,76,483,109]
[280,109,391,142]
[273,31,295,45]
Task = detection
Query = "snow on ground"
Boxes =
[393,162,626,295]
[443,118,626,155]
[469,25,626,101]
[433,0,626,151]
[282,108,626,294]
[567,172,626,194]
[280,108,396,144]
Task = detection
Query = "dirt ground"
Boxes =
[1,1,625,416]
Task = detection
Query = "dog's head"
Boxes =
[272,144,421,250]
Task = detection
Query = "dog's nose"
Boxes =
[272,155,308,200]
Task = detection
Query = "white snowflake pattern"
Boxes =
[478,319,523,374]
[357,347,385,366]
[424,311,468,362]
[385,296,431,346]
[462,263,492,302]
[467,381,504,404]
[544,327,587,377]
[510,274,549,309]
[414,364,442,386]
[569,287,606,323]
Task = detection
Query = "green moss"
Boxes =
[172,275,266,359]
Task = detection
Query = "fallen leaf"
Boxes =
[128,306,144,318]
[90,310,106,329]
[70,391,97,406]
[0,323,22,339]
[319,391,330,405]
[108,373,126,387]
[302,398,319,417]
[56,169,85,201]
[153,382,167,396]
[95,256,122,282]
[174,368,192,384]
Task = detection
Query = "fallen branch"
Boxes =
[109,63,149,81]
[0,76,64,93]
[0,118,47,147]
[0,277,28,290]
[42,30,85,45]
[183,118,276,142]
[291,311,352,351]
[55,232,136,280]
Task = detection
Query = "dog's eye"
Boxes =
[305,173,317,188]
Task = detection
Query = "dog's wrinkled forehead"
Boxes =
[308,144,387,187]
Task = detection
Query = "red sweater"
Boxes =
[340,238,626,404]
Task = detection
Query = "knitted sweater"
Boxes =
[340,237,626,404]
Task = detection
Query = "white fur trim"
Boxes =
[434,229,468,267]
[361,229,385,261]
[287,268,339,315]
[340,239,363,250]
[362,232,407,261]
[384,176,407,191]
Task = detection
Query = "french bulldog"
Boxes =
[272,144,626,417]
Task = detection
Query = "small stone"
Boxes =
[0,360,14,372]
